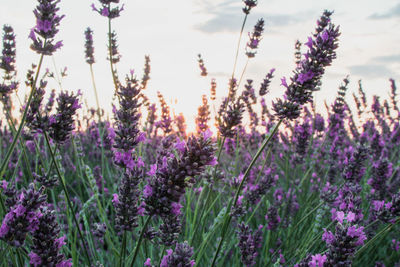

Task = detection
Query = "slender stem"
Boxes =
[189,136,226,245]
[232,14,248,79]
[51,55,63,90]
[108,15,119,92]
[210,119,282,266]
[89,64,102,120]
[237,57,250,88]
[130,216,151,267]
[42,130,92,266]
[217,13,248,125]
[0,53,44,185]
[157,246,166,267]
[120,231,127,267]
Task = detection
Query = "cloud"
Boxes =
[369,3,400,19]
[194,0,312,33]
[348,64,395,78]
[372,54,400,64]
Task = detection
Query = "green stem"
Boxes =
[232,14,248,79]
[89,64,102,121]
[107,15,119,92]
[0,53,44,191]
[189,136,226,245]
[130,216,151,267]
[157,246,166,267]
[42,130,92,266]
[120,231,127,267]
[210,120,282,266]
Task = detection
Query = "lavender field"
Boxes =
[0,0,399,266]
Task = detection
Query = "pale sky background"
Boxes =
[0,0,399,132]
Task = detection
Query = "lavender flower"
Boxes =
[210,78,217,101]
[26,78,48,133]
[323,224,367,266]
[145,103,157,136]
[294,40,302,66]
[160,241,195,267]
[342,144,368,184]
[157,91,173,135]
[196,95,211,134]
[245,18,264,58]
[242,0,257,14]
[197,54,207,76]
[236,223,263,267]
[0,184,46,247]
[0,25,18,107]
[1,25,17,76]
[218,98,244,138]
[293,118,312,163]
[368,156,392,200]
[29,0,65,55]
[45,88,56,113]
[259,68,275,96]
[107,31,121,64]
[265,206,281,231]
[48,90,81,144]
[113,168,141,232]
[144,131,216,217]
[91,0,124,19]
[273,10,340,120]
[159,214,182,246]
[389,79,399,115]
[377,193,400,223]
[33,168,58,188]
[113,76,142,154]
[141,55,151,89]
[29,205,71,267]
[84,27,95,64]
[175,113,187,139]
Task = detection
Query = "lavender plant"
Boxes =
[0,2,398,267]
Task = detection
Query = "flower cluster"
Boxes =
[242,0,257,14]
[84,27,95,64]
[236,223,263,266]
[91,0,124,19]
[29,206,71,267]
[48,90,82,144]
[112,168,142,232]
[160,242,195,267]
[259,68,275,96]
[157,91,173,135]
[195,95,211,134]
[246,18,264,58]
[273,10,340,120]
[113,76,143,154]
[144,131,216,217]
[0,25,18,106]
[0,184,46,247]
[29,0,65,55]
[218,98,244,138]
[107,31,121,64]
[322,224,367,266]
[141,55,151,89]
[197,54,207,76]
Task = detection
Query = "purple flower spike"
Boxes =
[160,242,195,267]
[30,0,65,55]
[92,0,124,19]
[0,184,46,247]
[273,10,340,120]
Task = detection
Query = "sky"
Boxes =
[0,0,399,132]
